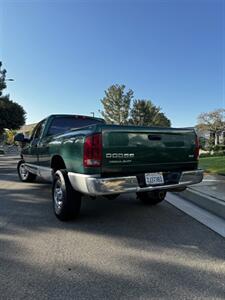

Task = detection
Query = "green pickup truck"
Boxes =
[14,114,203,221]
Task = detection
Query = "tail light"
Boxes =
[194,135,200,160]
[83,133,102,167]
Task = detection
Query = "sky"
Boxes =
[0,0,224,127]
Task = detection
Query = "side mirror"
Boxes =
[14,133,30,143]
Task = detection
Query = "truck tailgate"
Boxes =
[101,126,198,175]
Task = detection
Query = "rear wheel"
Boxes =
[52,170,81,221]
[137,190,167,205]
[17,160,37,182]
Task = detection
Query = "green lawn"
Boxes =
[199,156,225,175]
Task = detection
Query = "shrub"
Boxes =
[205,144,225,152]
[213,145,225,152]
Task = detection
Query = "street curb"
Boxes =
[176,189,225,220]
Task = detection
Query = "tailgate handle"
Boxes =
[148,135,162,141]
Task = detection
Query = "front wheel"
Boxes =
[52,170,82,221]
[137,190,167,205]
[17,160,37,182]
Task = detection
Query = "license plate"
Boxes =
[145,173,164,185]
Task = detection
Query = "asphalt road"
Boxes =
[0,156,225,299]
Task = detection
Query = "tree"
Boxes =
[100,84,133,124]
[0,62,7,96]
[3,129,14,145]
[197,109,225,145]
[130,99,171,127]
[0,97,26,135]
[0,62,26,135]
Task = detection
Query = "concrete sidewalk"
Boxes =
[180,173,225,219]
[189,173,225,202]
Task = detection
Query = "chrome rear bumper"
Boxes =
[68,170,204,196]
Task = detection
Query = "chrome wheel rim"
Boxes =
[19,163,29,180]
[54,180,63,214]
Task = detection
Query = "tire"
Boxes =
[17,160,37,182]
[52,170,81,221]
[137,190,167,205]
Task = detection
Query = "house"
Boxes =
[196,128,225,145]
[17,123,37,137]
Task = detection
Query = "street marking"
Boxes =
[166,193,225,238]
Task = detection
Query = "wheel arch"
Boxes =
[51,155,67,172]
